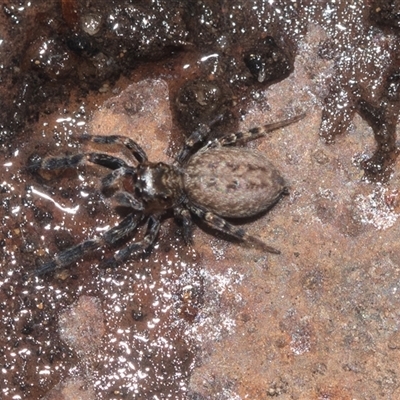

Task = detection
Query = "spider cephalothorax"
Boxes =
[136,162,184,211]
[32,113,304,275]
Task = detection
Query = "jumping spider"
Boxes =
[33,113,304,275]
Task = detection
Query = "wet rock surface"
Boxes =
[0,1,400,399]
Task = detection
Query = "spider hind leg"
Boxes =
[187,203,280,254]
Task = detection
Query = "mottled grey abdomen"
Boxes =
[183,147,286,218]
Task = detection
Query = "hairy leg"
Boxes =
[187,203,280,254]
[101,166,137,190]
[174,206,193,244]
[113,191,144,211]
[80,134,148,163]
[177,114,224,163]
[209,113,305,147]
[102,215,161,268]
[33,152,131,172]
[36,213,142,276]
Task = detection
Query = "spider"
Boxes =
[33,113,304,275]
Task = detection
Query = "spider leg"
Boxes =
[208,113,306,148]
[87,153,131,169]
[36,213,142,276]
[34,152,131,172]
[102,215,161,268]
[101,166,137,190]
[177,123,212,163]
[186,203,280,254]
[174,206,193,244]
[177,114,224,163]
[113,191,144,211]
[102,213,143,244]
[36,238,101,276]
[102,169,144,211]
[80,134,148,163]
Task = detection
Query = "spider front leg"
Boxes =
[102,169,145,211]
[36,213,142,276]
[31,152,132,173]
[113,191,145,211]
[80,134,148,163]
[30,134,149,174]
[101,166,137,191]
[187,203,280,254]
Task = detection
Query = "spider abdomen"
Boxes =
[183,147,286,218]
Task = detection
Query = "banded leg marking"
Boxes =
[187,203,280,254]
[36,213,142,275]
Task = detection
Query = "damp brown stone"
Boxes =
[1,2,400,400]
[58,295,105,358]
